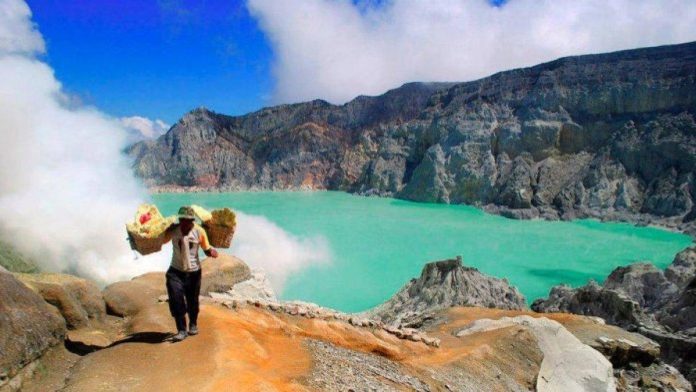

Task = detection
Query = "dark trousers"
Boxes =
[165,267,202,332]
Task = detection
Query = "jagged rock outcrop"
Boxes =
[210,268,277,302]
[533,246,696,387]
[456,315,616,392]
[0,267,66,392]
[366,256,526,327]
[532,248,696,325]
[615,362,692,392]
[666,248,696,289]
[364,254,693,390]
[130,41,696,235]
[556,318,692,391]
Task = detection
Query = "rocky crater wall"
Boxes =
[130,42,696,234]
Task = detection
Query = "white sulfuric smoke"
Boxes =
[0,0,162,284]
[231,212,332,291]
[0,0,330,289]
[119,116,170,143]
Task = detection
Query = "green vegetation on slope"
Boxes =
[0,240,38,273]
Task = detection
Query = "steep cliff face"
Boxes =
[128,82,452,191]
[129,42,696,231]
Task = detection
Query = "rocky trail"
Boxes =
[3,252,695,391]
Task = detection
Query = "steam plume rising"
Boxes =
[0,0,167,283]
[231,212,331,291]
[0,0,330,288]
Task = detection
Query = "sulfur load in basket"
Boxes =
[126,204,176,255]
[191,204,213,222]
[203,208,236,248]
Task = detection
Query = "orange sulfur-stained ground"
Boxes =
[62,305,313,391]
[54,303,539,391]
[46,301,636,392]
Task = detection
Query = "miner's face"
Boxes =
[179,218,194,234]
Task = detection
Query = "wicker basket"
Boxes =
[203,223,235,248]
[127,231,165,255]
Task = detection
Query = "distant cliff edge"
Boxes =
[129,41,696,235]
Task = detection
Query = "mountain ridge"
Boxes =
[129,41,696,235]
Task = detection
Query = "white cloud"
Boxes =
[0,0,43,55]
[120,115,170,142]
[247,0,696,104]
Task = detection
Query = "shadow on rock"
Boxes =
[109,332,173,346]
[65,332,173,356]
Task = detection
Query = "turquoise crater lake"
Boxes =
[152,191,693,313]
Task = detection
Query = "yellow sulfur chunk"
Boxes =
[210,208,236,228]
[126,204,176,239]
[191,205,213,222]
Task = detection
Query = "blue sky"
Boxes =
[26,0,273,123]
[25,0,509,124]
[24,0,694,125]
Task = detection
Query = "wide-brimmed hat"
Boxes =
[177,206,196,221]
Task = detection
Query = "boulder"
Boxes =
[636,328,696,388]
[66,329,114,352]
[531,303,684,389]
[103,255,251,318]
[103,272,166,317]
[531,281,654,329]
[0,269,65,391]
[593,336,659,368]
[200,254,251,294]
[367,256,526,327]
[455,315,616,392]
[665,247,696,289]
[14,272,106,329]
[660,277,696,332]
[126,304,173,334]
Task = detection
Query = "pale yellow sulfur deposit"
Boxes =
[191,205,213,222]
[126,204,176,239]
[126,204,235,240]
[210,208,236,228]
